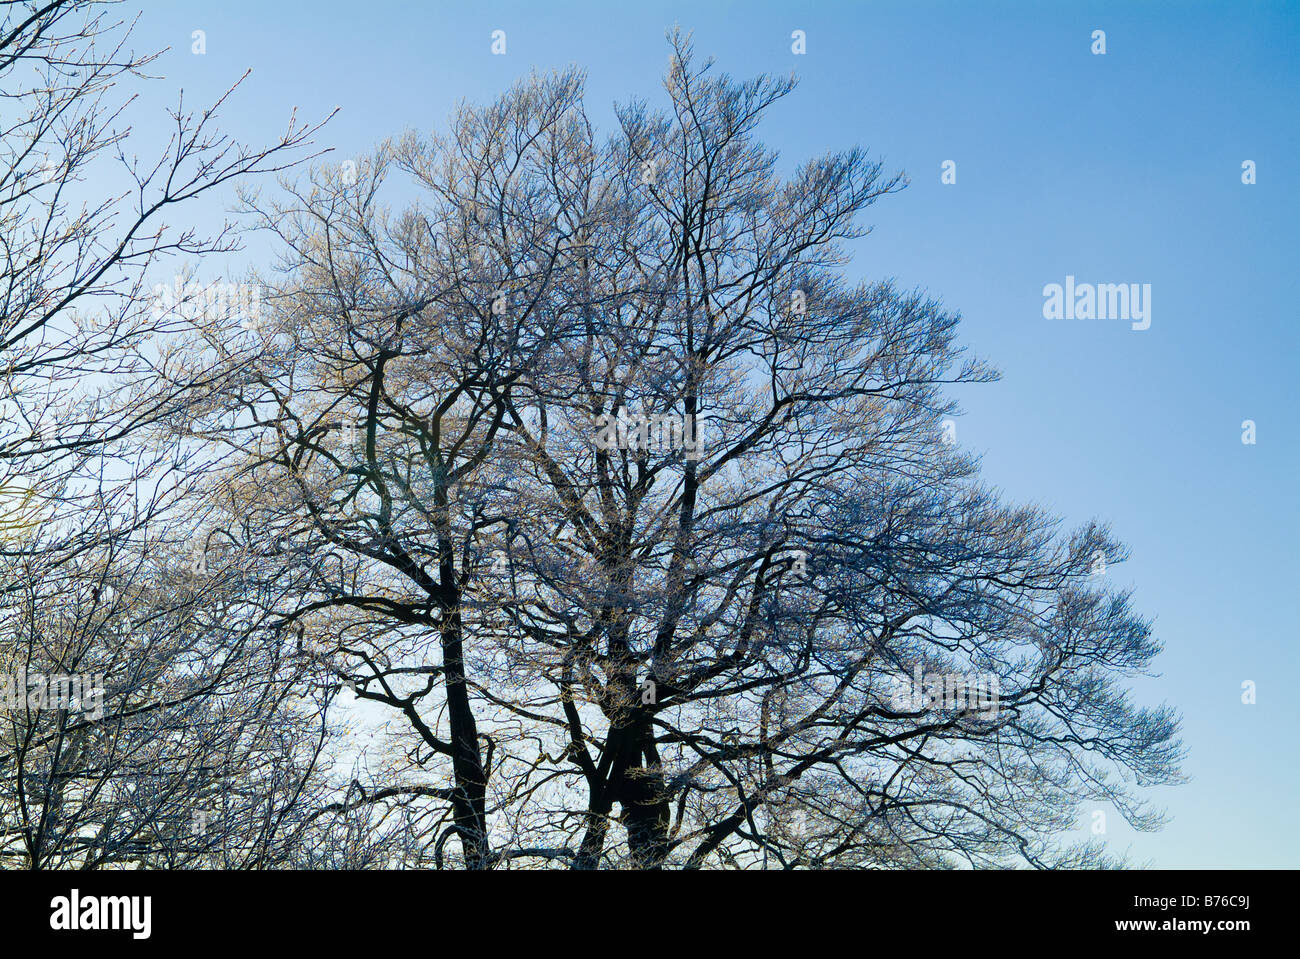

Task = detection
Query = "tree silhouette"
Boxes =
[180,32,1182,868]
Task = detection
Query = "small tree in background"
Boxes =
[0,0,332,868]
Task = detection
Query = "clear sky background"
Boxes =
[118,0,1299,867]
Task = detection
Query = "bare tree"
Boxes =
[143,33,1182,869]
[0,0,335,868]
[0,464,345,868]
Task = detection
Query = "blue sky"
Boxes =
[122,0,1299,867]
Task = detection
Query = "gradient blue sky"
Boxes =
[121,0,1299,867]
